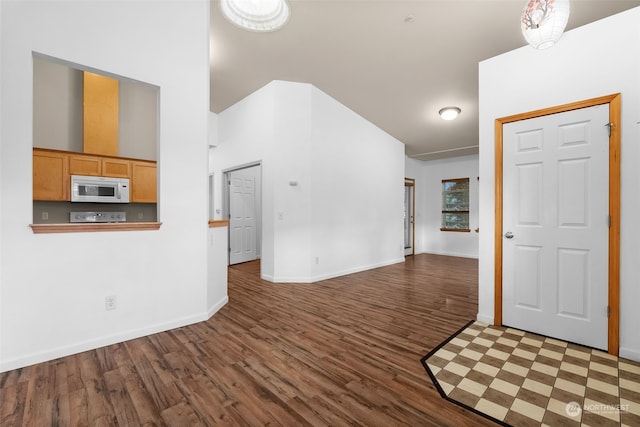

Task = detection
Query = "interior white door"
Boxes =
[228,171,257,265]
[502,104,609,350]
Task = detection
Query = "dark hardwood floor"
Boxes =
[1,254,493,426]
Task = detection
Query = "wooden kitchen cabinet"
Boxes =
[33,148,69,201]
[68,153,102,176]
[102,158,131,178]
[33,148,155,203]
[68,153,132,179]
[131,161,157,203]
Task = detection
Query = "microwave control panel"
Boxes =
[70,211,127,223]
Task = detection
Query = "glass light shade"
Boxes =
[439,107,461,121]
[220,0,290,32]
[521,0,570,50]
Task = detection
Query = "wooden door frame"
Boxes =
[494,94,621,355]
[405,178,416,256]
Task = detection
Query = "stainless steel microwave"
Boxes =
[71,175,129,203]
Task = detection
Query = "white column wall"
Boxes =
[309,87,405,281]
[213,80,405,283]
[478,7,640,360]
[269,82,313,281]
[0,0,214,371]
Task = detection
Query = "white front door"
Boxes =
[228,171,257,265]
[502,104,609,350]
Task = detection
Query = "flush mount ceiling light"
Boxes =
[439,106,461,121]
[220,0,291,32]
[521,0,570,49]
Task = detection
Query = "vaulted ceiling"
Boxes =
[210,1,639,160]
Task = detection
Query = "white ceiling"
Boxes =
[210,0,639,161]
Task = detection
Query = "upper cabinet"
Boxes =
[33,148,156,203]
[68,153,131,178]
[68,153,102,176]
[102,158,131,178]
[132,161,157,203]
[33,149,69,201]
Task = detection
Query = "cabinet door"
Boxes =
[102,158,131,178]
[33,149,69,201]
[69,154,101,176]
[132,161,157,203]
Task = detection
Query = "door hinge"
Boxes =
[607,306,611,318]
[608,215,611,228]
[605,122,613,137]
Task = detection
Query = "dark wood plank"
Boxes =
[0,254,494,426]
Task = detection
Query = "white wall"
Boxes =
[478,7,640,360]
[408,155,479,258]
[208,111,218,149]
[0,0,220,372]
[212,81,405,283]
[208,225,228,316]
[309,85,405,281]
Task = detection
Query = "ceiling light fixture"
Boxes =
[220,0,291,32]
[439,106,461,121]
[521,0,570,50]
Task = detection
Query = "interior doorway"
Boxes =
[494,94,620,355]
[404,178,415,256]
[224,163,262,266]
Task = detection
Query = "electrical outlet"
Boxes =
[137,212,144,220]
[105,295,117,311]
[42,212,48,220]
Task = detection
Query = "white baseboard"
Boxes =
[0,311,211,373]
[310,258,405,282]
[419,250,479,259]
[207,296,229,318]
[263,258,405,283]
[619,347,640,363]
[476,313,494,325]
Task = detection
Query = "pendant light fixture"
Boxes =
[521,0,570,49]
[220,0,291,32]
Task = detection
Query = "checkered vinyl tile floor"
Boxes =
[422,321,640,426]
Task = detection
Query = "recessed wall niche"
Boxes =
[32,53,159,225]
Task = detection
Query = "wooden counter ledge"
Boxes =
[208,219,229,228]
[30,222,162,234]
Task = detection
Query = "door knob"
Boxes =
[504,232,514,239]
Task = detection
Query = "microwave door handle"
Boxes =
[116,183,121,200]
